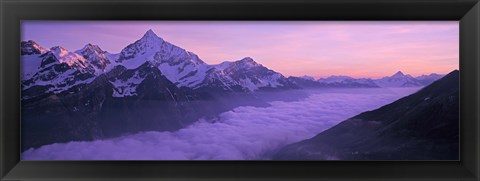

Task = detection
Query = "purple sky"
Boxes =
[21,21,459,78]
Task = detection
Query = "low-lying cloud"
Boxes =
[22,88,420,160]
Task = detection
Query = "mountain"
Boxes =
[300,75,315,81]
[21,40,49,80]
[115,30,295,92]
[116,29,213,89]
[374,71,423,87]
[294,71,445,89]
[287,76,327,88]
[21,40,48,56]
[318,75,379,88]
[21,30,287,151]
[21,61,258,150]
[287,75,379,88]
[21,30,299,100]
[273,70,459,160]
[209,57,298,92]
[19,29,449,152]
[416,73,444,85]
[21,44,97,99]
[75,43,112,72]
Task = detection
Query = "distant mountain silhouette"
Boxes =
[273,70,459,160]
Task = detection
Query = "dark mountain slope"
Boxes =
[21,62,263,151]
[273,70,459,160]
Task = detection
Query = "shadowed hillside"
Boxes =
[273,70,459,160]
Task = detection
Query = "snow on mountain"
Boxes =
[75,44,111,73]
[209,57,297,91]
[21,44,98,99]
[110,70,145,97]
[21,41,49,80]
[108,63,155,98]
[21,30,300,96]
[117,29,165,67]
[21,55,43,80]
[22,29,444,99]
[213,61,235,71]
[50,46,92,70]
[113,30,293,92]
[104,61,204,107]
[22,30,296,98]
[21,40,48,55]
[116,29,212,88]
[197,68,244,92]
[374,71,423,87]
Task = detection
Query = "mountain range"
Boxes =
[290,71,443,88]
[273,70,459,160]
[21,30,444,100]
[20,29,445,151]
[21,32,296,100]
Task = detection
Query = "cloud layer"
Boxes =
[22,88,420,160]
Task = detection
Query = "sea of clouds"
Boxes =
[22,88,420,160]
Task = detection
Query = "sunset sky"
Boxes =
[21,21,458,79]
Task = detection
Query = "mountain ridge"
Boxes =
[273,70,459,160]
[21,30,301,99]
[21,30,444,97]
[20,30,450,152]
[292,71,444,88]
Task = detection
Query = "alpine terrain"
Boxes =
[20,29,448,153]
[21,30,297,151]
[273,70,459,160]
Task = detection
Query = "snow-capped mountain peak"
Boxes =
[49,46,89,68]
[214,57,262,72]
[139,29,164,45]
[50,46,70,57]
[144,29,159,37]
[76,43,104,55]
[238,57,260,67]
[215,57,263,73]
[75,43,111,72]
[50,46,66,50]
[204,57,296,92]
[115,30,212,88]
[21,40,48,55]
[118,30,165,62]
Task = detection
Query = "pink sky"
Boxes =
[21,21,458,79]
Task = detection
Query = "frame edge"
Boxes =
[460,1,480,179]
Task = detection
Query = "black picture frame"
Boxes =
[1,0,479,180]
